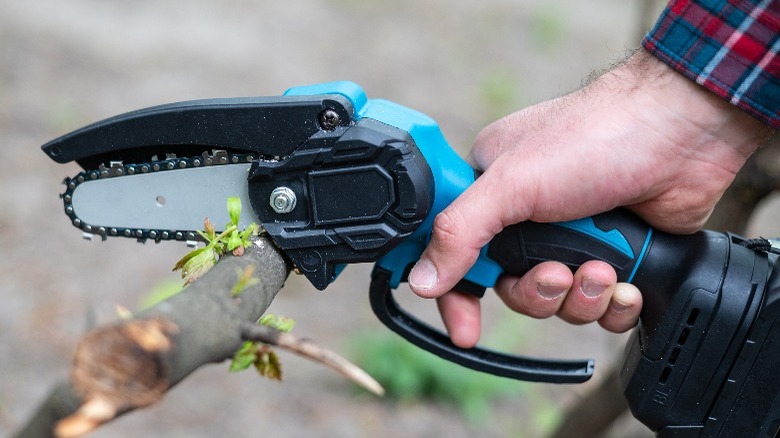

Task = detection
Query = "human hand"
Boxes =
[408,50,773,348]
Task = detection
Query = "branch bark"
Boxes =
[15,237,290,438]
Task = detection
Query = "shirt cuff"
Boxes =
[643,0,779,129]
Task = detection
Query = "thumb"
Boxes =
[408,172,518,298]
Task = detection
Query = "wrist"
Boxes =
[610,50,773,160]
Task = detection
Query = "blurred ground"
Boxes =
[3,1,775,437]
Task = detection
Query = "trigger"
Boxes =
[453,279,486,298]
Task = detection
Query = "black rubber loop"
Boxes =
[369,267,594,383]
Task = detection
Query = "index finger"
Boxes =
[408,166,527,297]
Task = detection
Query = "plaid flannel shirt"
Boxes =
[644,0,779,129]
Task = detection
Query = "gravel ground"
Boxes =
[5,1,765,437]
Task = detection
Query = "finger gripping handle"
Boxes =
[369,267,595,383]
[488,209,654,283]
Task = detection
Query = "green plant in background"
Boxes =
[348,313,538,424]
[138,277,184,310]
[351,331,521,423]
[530,4,566,50]
[350,307,564,434]
[481,69,523,122]
[529,395,561,436]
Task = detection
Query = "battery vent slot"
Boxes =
[658,307,699,384]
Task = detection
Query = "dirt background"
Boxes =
[2,1,778,437]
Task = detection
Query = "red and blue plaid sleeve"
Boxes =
[644,0,779,129]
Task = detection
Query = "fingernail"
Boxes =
[581,279,607,298]
[609,299,632,313]
[537,283,566,300]
[409,258,437,292]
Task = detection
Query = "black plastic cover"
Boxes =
[248,118,434,290]
[41,95,353,170]
[620,233,773,436]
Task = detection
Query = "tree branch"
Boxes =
[240,322,385,396]
[15,237,290,438]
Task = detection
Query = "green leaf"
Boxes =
[197,229,213,243]
[227,196,242,227]
[171,197,260,286]
[254,345,282,381]
[172,245,219,285]
[259,313,296,333]
[227,231,243,252]
[229,341,258,372]
[240,223,259,244]
[231,266,259,297]
[172,246,203,272]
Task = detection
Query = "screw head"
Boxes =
[318,109,340,131]
[270,187,297,214]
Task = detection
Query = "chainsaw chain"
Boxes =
[62,150,257,243]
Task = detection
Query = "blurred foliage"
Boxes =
[350,330,526,423]
[350,308,563,434]
[530,395,561,435]
[480,69,523,122]
[530,4,567,50]
[138,277,183,310]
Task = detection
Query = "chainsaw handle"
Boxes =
[370,208,657,383]
[487,209,654,284]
